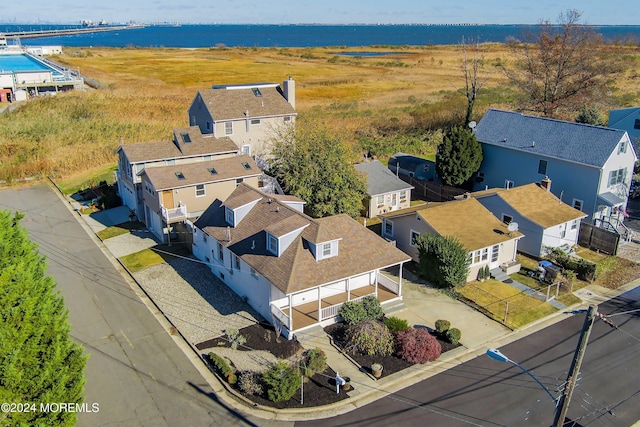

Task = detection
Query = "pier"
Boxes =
[2,24,145,40]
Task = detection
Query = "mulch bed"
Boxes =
[199,323,349,408]
[324,322,460,377]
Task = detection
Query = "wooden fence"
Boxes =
[398,175,466,202]
[578,222,619,255]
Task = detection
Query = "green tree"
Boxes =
[503,9,618,118]
[436,126,483,187]
[575,105,606,126]
[269,118,367,218]
[415,233,470,288]
[0,210,86,426]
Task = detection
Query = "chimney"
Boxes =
[541,176,551,192]
[283,76,295,109]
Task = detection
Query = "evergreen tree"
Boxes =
[269,118,367,219]
[415,233,470,289]
[0,211,86,426]
[436,126,483,187]
[575,105,605,126]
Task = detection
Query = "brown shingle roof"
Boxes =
[411,198,522,251]
[474,183,587,228]
[141,155,260,190]
[198,84,296,121]
[196,184,410,294]
[118,130,238,163]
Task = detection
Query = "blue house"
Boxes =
[388,153,438,182]
[473,109,636,229]
[609,107,640,149]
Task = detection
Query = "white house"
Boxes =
[379,197,523,282]
[190,183,410,339]
[470,182,587,258]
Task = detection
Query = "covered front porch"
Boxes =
[270,269,403,337]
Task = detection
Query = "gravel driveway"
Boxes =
[134,257,261,346]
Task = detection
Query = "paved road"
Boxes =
[0,185,269,426]
[298,287,640,426]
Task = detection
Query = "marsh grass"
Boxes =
[2,44,639,182]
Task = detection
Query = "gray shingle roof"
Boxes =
[354,160,414,197]
[476,109,627,168]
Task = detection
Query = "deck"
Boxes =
[282,285,398,331]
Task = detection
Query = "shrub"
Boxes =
[239,371,263,396]
[546,249,596,281]
[362,295,385,320]
[446,327,462,345]
[208,352,234,378]
[263,361,302,403]
[346,319,394,356]
[225,328,247,350]
[301,348,327,378]
[415,233,470,288]
[435,319,451,334]
[395,328,442,364]
[384,316,410,334]
[339,300,368,325]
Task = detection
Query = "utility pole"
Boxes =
[553,304,597,427]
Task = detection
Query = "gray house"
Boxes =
[388,153,438,181]
[354,160,414,218]
[473,109,636,229]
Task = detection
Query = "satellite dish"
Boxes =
[468,121,477,129]
[507,222,519,232]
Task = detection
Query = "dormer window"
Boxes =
[317,240,338,260]
[322,243,332,257]
[267,233,278,255]
[225,207,235,226]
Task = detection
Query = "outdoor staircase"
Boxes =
[382,299,407,316]
[489,267,509,282]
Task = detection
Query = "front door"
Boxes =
[162,190,174,208]
[391,193,397,208]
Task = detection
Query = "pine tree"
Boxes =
[436,126,483,187]
[0,210,86,426]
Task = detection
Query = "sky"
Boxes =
[3,0,638,25]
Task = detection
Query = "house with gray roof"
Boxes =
[139,155,261,242]
[191,183,410,339]
[609,107,640,148]
[188,78,296,158]
[472,109,636,231]
[354,160,414,218]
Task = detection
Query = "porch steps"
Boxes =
[382,300,407,316]
[294,325,326,345]
[489,267,509,282]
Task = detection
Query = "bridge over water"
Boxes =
[2,24,144,39]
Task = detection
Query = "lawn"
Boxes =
[120,244,192,273]
[56,163,118,195]
[96,221,146,240]
[458,279,557,329]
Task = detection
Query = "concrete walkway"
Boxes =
[491,267,566,309]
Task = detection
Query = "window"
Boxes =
[203,155,212,161]
[250,119,261,125]
[505,180,514,189]
[608,168,627,186]
[383,220,394,237]
[502,214,513,225]
[225,122,233,135]
[208,167,218,175]
[491,245,499,262]
[206,121,211,131]
[283,116,291,122]
[399,191,407,203]
[634,118,640,130]
[241,144,250,155]
[573,199,583,211]
[180,133,191,143]
[267,234,278,254]
[225,207,234,225]
[195,184,205,197]
[322,243,332,257]
[481,248,489,262]
[571,219,578,230]
[233,253,241,270]
[252,88,262,97]
[242,162,252,170]
[538,159,548,175]
[476,171,484,183]
[618,140,627,154]
[175,172,185,180]
[410,230,420,247]
[217,242,224,261]
[250,267,257,278]
[236,178,244,187]
[166,159,176,166]
[472,250,481,264]
[376,195,385,208]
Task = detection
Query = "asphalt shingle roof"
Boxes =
[195,184,410,295]
[198,84,296,121]
[471,183,587,229]
[140,155,260,190]
[475,109,627,168]
[354,160,414,196]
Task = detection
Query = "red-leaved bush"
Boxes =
[395,328,442,364]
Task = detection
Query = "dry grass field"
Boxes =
[1,44,639,183]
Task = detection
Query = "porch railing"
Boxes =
[161,204,187,223]
[320,294,368,321]
[270,304,290,329]
[378,273,400,294]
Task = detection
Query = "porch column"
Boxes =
[288,295,292,331]
[347,277,351,301]
[375,270,379,296]
[317,287,322,322]
[398,263,403,297]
